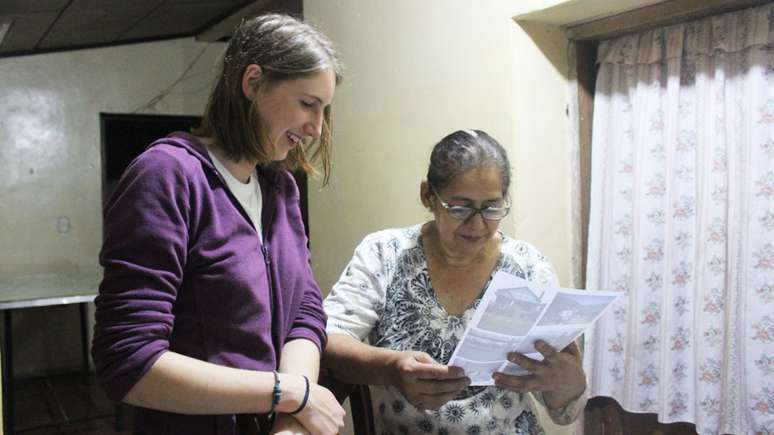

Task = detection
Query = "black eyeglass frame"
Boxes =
[431,187,511,221]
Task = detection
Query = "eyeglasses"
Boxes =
[432,187,511,221]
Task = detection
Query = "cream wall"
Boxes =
[304,1,575,434]
[0,38,223,377]
[305,0,575,293]
[0,39,223,277]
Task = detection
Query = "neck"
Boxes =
[424,223,496,269]
[202,137,256,183]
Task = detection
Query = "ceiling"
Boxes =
[0,0,300,58]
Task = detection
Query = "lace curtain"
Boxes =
[584,4,774,434]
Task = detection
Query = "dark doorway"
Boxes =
[100,113,202,204]
[99,113,309,239]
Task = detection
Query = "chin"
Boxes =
[450,239,483,253]
[456,234,487,244]
[272,148,291,162]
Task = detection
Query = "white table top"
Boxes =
[0,271,102,310]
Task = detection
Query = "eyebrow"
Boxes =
[303,94,326,105]
[447,196,505,204]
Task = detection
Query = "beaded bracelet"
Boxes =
[289,375,310,415]
[269,370,281,414]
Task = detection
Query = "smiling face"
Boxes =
[253,68,336,161]
[424,164,507,261]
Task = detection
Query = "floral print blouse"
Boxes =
[324,224,587,435]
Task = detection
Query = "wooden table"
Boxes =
[0,271,101,434]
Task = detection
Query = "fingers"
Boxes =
[298,384,346,435]
[411,351,437,364]
[507,352,545,373]
[409,353,466,380]
[492,373,542,391]
[562,341,582,358]
[413,363,465,380]
[414,376,470,395]
[533,340,558,359]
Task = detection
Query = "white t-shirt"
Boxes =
[208,149,263,240]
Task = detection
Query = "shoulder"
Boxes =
[500,235,549,264]
[339,225,422,276]
[128,142,203,182]
[273,167,299,191]
[109,140,212,217]
[357,224,421,253]
[258,166,301,203]
[499,235,558,285]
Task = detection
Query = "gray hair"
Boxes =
[426,129,511,195]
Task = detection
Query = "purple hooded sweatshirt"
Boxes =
[91,132,327,435]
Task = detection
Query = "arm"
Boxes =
[269,173,345,434]
[324,333,467,411]
[270,339,345,435]
[283,170,328,353]
[494,341,588,425]
[272,339,318,435]
[125,342,344,435]
[279,338,321,383]
[322,233,468,410]
[124,351,306,415]
[321,233,414,388]
[324,333,403,386]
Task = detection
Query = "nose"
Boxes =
[465,210,487,230]
[304,110,324,139]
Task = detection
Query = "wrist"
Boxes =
[383,350,404,387]
[269,370,282,413]
[275,373,306,414]
[545,382,586,410]
[288,375,310,415]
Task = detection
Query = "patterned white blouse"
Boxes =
[324,224,587,435]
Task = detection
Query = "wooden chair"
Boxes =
[320,369,375,435]
[348,384,376,435]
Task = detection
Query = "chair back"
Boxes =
[348,384,375,435]
[319,368,376,435]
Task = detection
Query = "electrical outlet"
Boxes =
[57,216,70,234]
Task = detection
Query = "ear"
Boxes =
[420,181,432,209]
[241,64,263,99]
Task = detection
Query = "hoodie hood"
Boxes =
[151,131,215,172]
[152,131,282,188]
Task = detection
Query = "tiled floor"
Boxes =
[14,373,132,435]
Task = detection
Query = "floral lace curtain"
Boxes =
[584,4,774,434]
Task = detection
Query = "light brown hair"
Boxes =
[193,14,342,184]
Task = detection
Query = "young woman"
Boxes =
[92,14,345,435]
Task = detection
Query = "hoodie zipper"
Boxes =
[258,171,282,366]
[207,155,282,364]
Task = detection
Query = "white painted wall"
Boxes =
[0,38,224,377]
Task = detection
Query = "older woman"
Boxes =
[323,130,588,434]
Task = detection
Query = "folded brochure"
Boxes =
[447,270,620,386]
